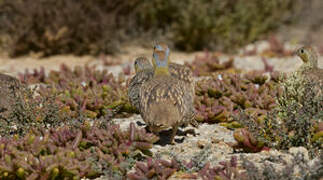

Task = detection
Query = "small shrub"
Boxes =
[0,0,303,56]
[237,72,322,157]
[268,73,322,156]
[0,0,141,56]
[0,83,71,136]
[136,0,301,51]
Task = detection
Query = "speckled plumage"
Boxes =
[169,63,195,96]
[128,60,195,109]
[134,43,195,143]
[128,57,154,111]
[296,46,323,82]
[169,63,196,127]
[139,75,188,131]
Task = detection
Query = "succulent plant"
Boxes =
[195,71,280,124]
[127,156,246,180]
[232,128,270,153]
[192,68,284,153]
[17,61,282,130]
[0,122,159,179]
[19,64,136,120]
[127,158,180,180]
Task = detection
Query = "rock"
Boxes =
[239,147,322,179]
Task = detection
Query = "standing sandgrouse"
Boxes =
[295,46,323,82]
[128,56,154,111]
[128,43,196,126]
[138,43,195,143]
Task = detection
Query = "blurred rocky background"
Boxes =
[0,0,322,57]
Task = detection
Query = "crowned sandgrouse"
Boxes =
[138,43,195,143]
[295,46,323,82]
[128,44,195,126]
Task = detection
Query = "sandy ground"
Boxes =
[0,41,322,79]
[0,46,200,77]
